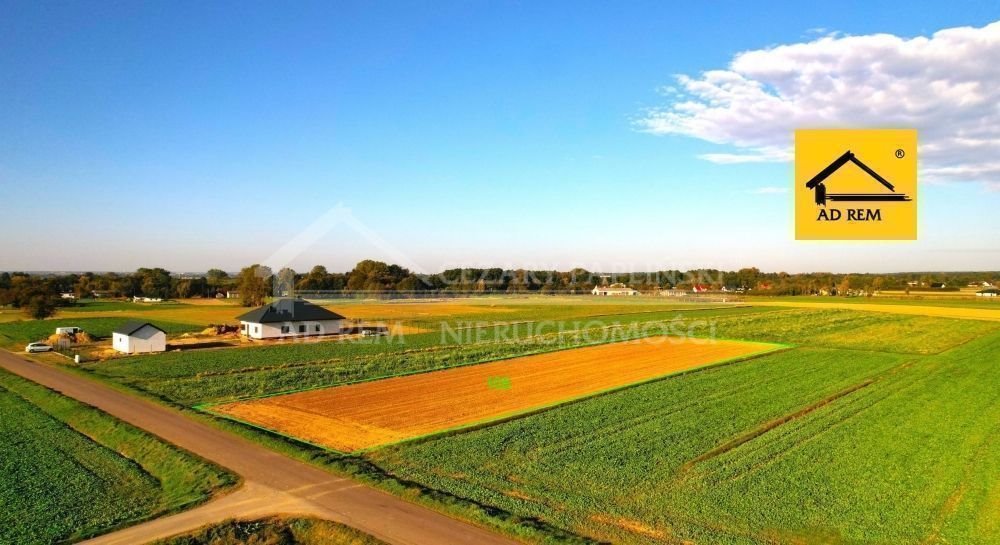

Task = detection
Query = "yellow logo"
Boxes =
[795,129,917,240]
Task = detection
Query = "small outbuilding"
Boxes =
[112,321,167,354]
[237,298,347,340]
[591,283,639,296]
[977,288,999,297]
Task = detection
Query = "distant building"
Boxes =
[60,292,76,300]
[591,283,639,296]
[661,288,687,297]
[237,298,347,340]
[930,282,947,289]
[977,288,999,297]
[112,321,166,354]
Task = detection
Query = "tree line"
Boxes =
[1,263,997,315]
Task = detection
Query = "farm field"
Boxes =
[10,296,998,544]
[751,299,1000,321]
[81,300,996,407]
[152,517,389,545]
[0,316,202,348]
[209,337,779,452]
[90,304,770,406]
[370,332,1000,544]
[0,369,235,545]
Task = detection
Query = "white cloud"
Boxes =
[636,20,1000,188]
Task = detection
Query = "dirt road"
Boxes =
[0,351,521,545]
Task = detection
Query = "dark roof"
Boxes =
[113,320,166,336]
[236,299,346,324]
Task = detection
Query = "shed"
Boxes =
[112,321,167,354]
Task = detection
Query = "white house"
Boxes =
[112,321,167,354]
[977,288,999,297]
[591,283,639,296]
[237,299,347,340]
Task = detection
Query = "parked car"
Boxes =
[25,342,53,353]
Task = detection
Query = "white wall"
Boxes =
[112,332,130,353]
[241,319,344,340]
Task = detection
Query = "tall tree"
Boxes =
[238,264,271,307]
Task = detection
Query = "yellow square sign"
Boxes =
[795,129,917,240]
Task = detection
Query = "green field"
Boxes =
[0,369,235,545]
[0,316,202,348]
[752,294,1000,309]
[367,320,1000,544]
[152,517,388,545]
[11,297,998,544]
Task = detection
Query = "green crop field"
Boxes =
[368,321,1000,544]
[708,308,998,354]
[0,369,235,545]
[152,517,388,545]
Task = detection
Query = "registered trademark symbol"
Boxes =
[895,149,905,159]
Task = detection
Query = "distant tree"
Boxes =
[175,279,194,299]
[396,274,426,292]
[133,268,172,298]
[838,276,852,297]
[347,260,403,292]
[73,273,94,299]
[274,267,297,297]
[238,264,271,307]
[871,276,885,293]
[206,269,229,290]
[24,294,58,319]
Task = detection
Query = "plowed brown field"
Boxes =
[212,338,778,452]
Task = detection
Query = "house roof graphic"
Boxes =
[805,150,911,205]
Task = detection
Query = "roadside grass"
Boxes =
[151,517,389,545]
[368,333,1000,545]
[0,369,236,545]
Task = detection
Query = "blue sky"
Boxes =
[2,1,998,273]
